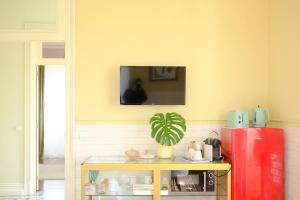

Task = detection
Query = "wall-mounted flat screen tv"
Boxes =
[120,66,186,105]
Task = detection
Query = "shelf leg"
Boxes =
[216,171,220,200]
[227,168,232,200]
[81,165,87,200]
[153,169,161,200]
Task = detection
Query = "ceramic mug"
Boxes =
[189,141,201,150]
[192,150,203,161]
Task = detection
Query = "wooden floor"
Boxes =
[39,158,64,180]
[0,180,64,200]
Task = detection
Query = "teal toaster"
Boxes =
[227,111,249,128]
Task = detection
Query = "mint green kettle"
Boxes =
[252,105,269,127]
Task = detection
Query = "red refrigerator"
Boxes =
[221,128,284,200]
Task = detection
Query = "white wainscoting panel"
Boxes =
[282,127,300,200]
[74,124,223,200]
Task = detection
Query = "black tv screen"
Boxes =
[120,66,186,105]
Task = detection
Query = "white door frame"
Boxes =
[24,0,75,199]
[33,50,66,187]
[25,41,74,198]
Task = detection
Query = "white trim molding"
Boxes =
[0,183,24,196]
[64,0,76,199]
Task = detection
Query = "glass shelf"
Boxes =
[85,197,152,200]
[160,196,228,200]
[83,156,225,165]
[162,192,227,196]
[85,185,153,196]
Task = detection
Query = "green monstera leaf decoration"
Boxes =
[150,112,186,146]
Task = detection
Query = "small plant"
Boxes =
[89,170,99,183]
[150,112,186,146]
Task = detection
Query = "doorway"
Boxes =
[37,65,65,197]
[35,42,66,199]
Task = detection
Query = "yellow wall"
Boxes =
[269,0,300,123]
[0,42,25,184]
[75,0,269,123]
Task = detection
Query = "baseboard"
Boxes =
[0,183,24,195]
